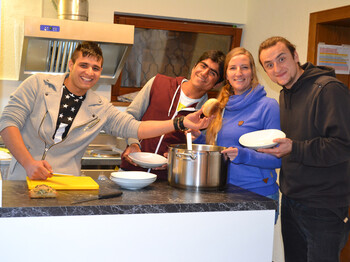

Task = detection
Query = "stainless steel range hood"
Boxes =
[19,16,134,84]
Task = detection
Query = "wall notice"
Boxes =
[317,43,350,74]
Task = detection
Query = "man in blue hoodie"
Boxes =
[259,36,350,262]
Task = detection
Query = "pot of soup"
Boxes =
[167,144,228,190]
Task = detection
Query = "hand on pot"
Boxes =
[221,147,238,161]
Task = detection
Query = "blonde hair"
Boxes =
[205,47,259,145]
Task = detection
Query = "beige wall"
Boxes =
[0,0,41,110]
[0,0,247,110]
[0,0,42,80]
[0,0,349,109]
[1,0,247,80]
[243,0,350,101]
[88,0,247,24]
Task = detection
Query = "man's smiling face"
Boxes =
[66,51,103,96]
[190,58,220,93]
[259,41,303,89]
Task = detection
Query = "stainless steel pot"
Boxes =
[168,144,228,190]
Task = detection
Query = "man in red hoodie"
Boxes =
[121,50,225,180]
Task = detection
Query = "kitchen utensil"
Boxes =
[51,173,75,177]
[168,144,228,190]
[186,132,192,150]
[129,152,167,168]
[239,129,286,150]
[71,191,123,204]
[26,176,99,190]
[110,171,157,190]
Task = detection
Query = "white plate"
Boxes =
[110,171,157,180]
[110,178,156,190]
[239,129,286,150]
[110,171,157,190]
[129,152,167,168]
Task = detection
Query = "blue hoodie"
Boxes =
[196,84,281,196]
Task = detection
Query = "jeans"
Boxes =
[266,191,279,224]
[281,195,350,262]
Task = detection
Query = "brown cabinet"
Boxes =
[307,5,350,89]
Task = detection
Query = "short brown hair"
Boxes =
[71,41,104,67]
[258,36,296,66]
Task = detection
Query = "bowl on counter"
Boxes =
[110,171,157,190]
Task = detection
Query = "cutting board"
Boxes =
[26,176,99,190]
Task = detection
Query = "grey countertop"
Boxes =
[0,179,277,218]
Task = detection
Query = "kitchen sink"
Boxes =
[81,133,126,170]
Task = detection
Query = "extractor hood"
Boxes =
[19,16,134,84]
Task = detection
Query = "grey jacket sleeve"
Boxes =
[103,102,141,140]
[0,75,40,132]
[125,76,155,146]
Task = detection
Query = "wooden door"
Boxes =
[307,5,350,88]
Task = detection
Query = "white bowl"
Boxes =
[110,171,157,190]
[129,152,167,168]
[239,129,286,150]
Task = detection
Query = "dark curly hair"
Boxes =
[195,50,226,83]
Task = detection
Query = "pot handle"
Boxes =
[176,152,197,160]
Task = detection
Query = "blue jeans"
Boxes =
[266,191,279,224]
[281,195,350,262]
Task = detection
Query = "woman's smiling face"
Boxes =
[226,54,252,95]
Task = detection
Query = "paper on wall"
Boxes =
[317,43,350,74]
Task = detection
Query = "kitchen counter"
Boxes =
[0,179,276,217]
[0,179,277,262]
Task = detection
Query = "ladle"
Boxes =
[186,132,193,151]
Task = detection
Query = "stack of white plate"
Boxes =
[110,171,157,190]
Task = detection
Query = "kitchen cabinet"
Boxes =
[0,179,276,262]
[307,5,350,88]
